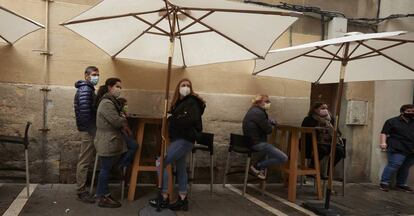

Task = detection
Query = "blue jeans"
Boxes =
[250,142,288,169]
[381,152,414,186]
[96,156,118,197]
[160,139,193,193]
[118,133,138,168]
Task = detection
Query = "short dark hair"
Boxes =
[400,104,414,113]
[84,66,99,75]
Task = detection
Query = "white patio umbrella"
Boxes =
[0,6,44,44]
[61,0,299,211]
[254,31,414,212]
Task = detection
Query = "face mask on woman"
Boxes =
[263,102,271,110]
[319,109,329,117]
[179,86,191,97]
[111,87,122,98]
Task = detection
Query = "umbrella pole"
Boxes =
[157,6,177,213]
[303,43,349,216]
[325,42,349,210]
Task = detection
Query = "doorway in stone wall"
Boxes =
[310,83,339,115]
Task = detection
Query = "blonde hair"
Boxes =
[251,94,269,106]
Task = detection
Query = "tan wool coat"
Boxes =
[94,96,127,157]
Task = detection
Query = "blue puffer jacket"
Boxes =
[74,80,96,132]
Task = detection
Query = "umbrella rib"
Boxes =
[62,9,166,25]
[176,17,187,67]
[133,15,169,35]
[315,43,344,83]
[0,34,12,45]
[112,11,171,58]
[180,30,213,36]
[349,41,406,61]
[253,46,323,75]
[303,55,341,60]
[178,7,300,17]
[178,9,262,59]
[316,46,342,59]
[347,41,362,59]
[360,42,414,72]
[176,11,214,35]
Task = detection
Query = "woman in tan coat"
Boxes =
[94,77,127,208]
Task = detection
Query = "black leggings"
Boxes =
[318,144,345,166]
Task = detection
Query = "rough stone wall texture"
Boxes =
[0,82,309,183]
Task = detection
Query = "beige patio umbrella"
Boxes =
[254,30,414,214]
[0,6,44,44]
[61,0,299,212]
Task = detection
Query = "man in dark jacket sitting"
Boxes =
[74,66,99,203]
[242,94,288,179]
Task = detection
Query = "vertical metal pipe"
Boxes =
[40,0,51,184]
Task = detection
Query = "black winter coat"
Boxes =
[242,106,273,145]
[74,80,96,132]
[168,95,206,143]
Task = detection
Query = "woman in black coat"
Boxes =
[301,102,345,166]
[149,78,205,211]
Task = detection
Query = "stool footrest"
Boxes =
[284,168,319,175]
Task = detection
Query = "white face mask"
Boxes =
[111,87,122,98]
[263,102,271,110]
[179,86,191,97]
[90,75,99,86]
[319,109,329,117]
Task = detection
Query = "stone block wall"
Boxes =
[0,82,309,183]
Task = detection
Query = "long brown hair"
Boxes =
[170,78,204,110]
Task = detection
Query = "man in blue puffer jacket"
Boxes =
[74,66,99,203]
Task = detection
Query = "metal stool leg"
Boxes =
[89,154,99,194]
[342,158,346,196]
[25,148,30,198]
[210,154,214,195]
[121,167,126,201]
[243,157,251,196]
[189,151,195,196]
[222,151,231,187]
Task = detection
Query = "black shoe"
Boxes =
[98,195,121,208]
[169,196,188,211]
[149,196,169,209]
[77,191,96,204]
[396,185,413,193]
[379,183,390,192]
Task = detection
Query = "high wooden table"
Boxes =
[127,115,173,201]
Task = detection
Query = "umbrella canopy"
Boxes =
[254,31,414,83]
[0,6,44,44]
[253,31,414,210]
[62,0,299,67]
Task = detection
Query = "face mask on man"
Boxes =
[90,75,99,86]
[111,87,122,98]
[402,112,414,119]
[263,102,271,110]
[179,86,191,97]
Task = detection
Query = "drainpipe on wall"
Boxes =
[39,0,53,184]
